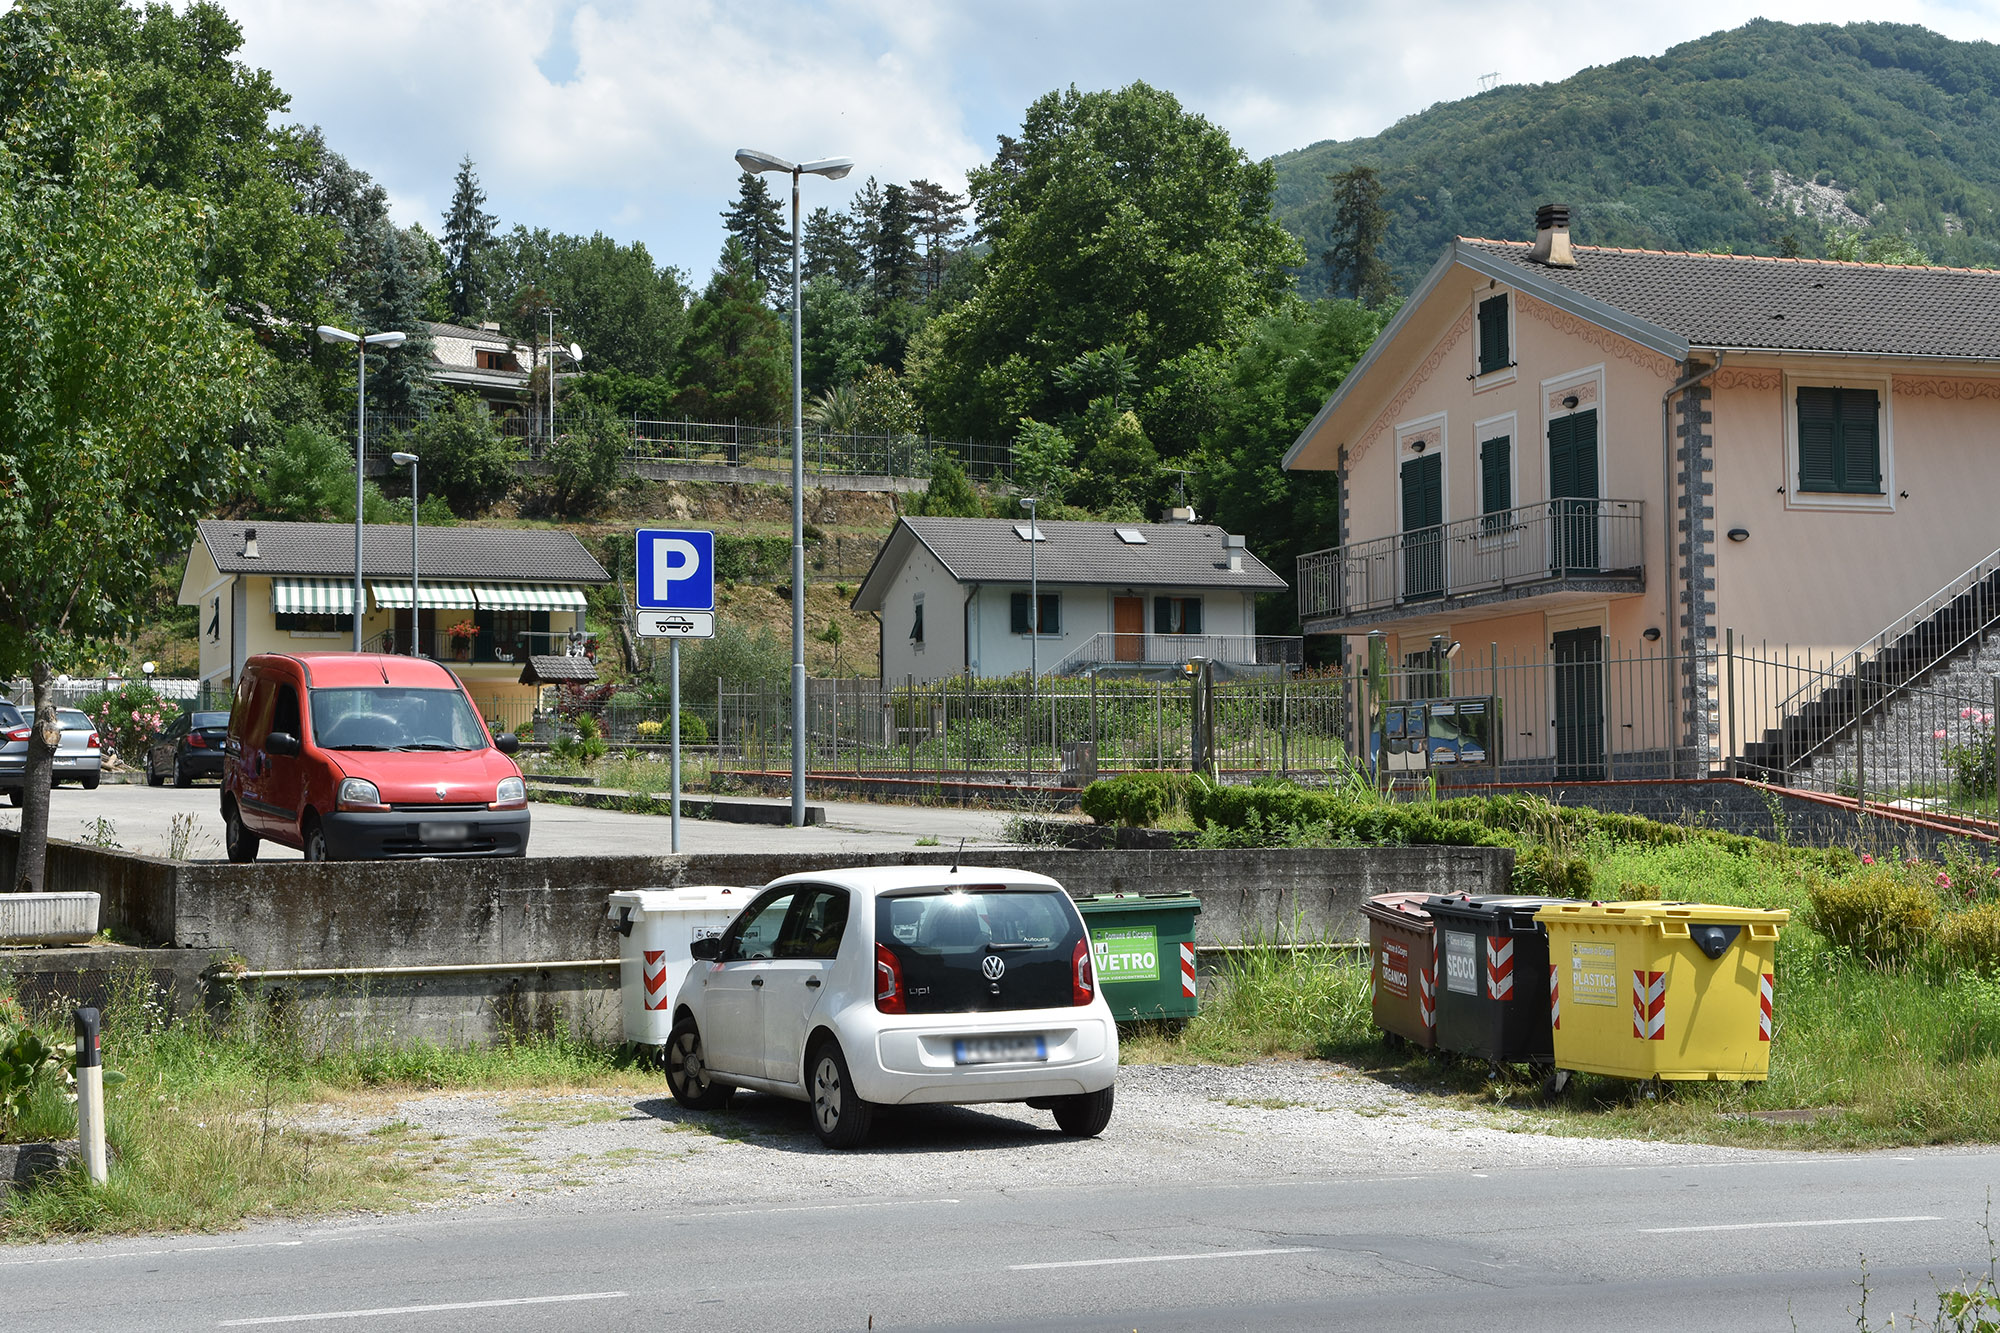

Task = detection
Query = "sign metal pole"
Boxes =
[671,638,682,853]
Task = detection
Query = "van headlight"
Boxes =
[337,777,385,811]
[492,775,526,809]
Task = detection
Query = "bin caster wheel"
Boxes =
[1383,1031,1405,1052]
[1635,1076,1664,1102]
[1541,1069,1571,1099]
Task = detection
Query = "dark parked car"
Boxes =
[147,710,231,788]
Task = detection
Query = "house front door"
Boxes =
[1553,626,1605,781]
[1113,597,1144,661]
[1401,453,1444,601]
[1548,409,1600,573]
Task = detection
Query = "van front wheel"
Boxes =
[224,801,259,862]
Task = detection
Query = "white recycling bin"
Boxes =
[608,886,751,1047]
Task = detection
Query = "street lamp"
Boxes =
[317,323,409,650]
[1024,495,1040,767]
[734,146,854,827]
[392,452,420,655]
[539,308,583,449]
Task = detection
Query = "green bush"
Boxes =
[1079,772,1182,827]
[1935,905,2000,976]
[681,714,710,745]
[1512,843,1597,898]
[1806,869,1939,966]
[636,720,663,740]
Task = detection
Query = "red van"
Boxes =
[222,653,529,861]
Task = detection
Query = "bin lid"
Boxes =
[1424,893,1573,928]
[1533,900,1790,927]
[606,886,750,918]
[1074,892,1201,913]
[1360,892,1433,924]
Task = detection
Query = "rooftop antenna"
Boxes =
[1478,71,1501,92]
[1159,466,1194,511]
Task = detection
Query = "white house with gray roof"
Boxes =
[852,516,1292,684]
[178,520,609,724]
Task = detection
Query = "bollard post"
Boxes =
[74,1007,107,1185]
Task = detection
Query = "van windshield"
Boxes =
[308,687,487,751]
[875,886,1083,1014]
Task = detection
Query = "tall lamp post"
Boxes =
[392,452,420,655]
[734,147,854,827]
[1024,495,1039,767]
[316,323,409,650]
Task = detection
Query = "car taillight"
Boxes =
[875,943,905,1014]
[1072,938,1095,1006]
[2,727,27,743]
[187,733,207,749]
[86,732,99,750]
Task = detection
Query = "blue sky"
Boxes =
[226,0,2000,285]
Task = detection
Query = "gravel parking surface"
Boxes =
[302,1061,1773,1216]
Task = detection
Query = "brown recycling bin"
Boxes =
[1362,892,1438,1050]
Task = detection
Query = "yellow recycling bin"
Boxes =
[1535,901,1788,1083]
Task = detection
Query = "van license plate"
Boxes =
[953,1036,1047,1065]
[418,823,470,844]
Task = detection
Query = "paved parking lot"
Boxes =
[0,778,1030,860]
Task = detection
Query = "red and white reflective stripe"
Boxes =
[1179,942,1197,998]
[1418,945,1436,1033]
[1758,972,1774,1042]
[1486,935,1514,1000]
[1632,969,1666,1040]
[642,949,670,1010]
[1549,962,1560,1031]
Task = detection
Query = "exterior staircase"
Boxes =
[1736,548,2000,783]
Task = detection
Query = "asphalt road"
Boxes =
[0,780,1025,861]
[4,1147,1996,1330]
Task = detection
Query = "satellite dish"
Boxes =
[569,343,584,362]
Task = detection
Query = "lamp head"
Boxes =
[799,156,855,180]
[364,330,408,348]
[316,324,360,345]
[734,147,794,175]
[391,452,419,466]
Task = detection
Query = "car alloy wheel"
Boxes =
[172,753,189,788]
[809,1041,874,1149]
[665,1017,731,1110]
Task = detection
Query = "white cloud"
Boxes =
[224,0,2000,280]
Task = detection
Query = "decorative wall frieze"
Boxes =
[1514,292,1680,378]
[1544,379,1599,416]
[1349,309,1473,466]
[1893,376,2000,401]
[1711,368,1780,392]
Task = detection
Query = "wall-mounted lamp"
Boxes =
[1900,491,1910,499]
[1411,438,1428,453]
[1727,528,1749,543]
[1562,394,1580,410]
[1643,627,1662,642]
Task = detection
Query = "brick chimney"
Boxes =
[1527,203,1576,267]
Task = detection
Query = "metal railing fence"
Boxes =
[1044,633,1304,676]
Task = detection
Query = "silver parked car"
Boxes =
[0,706,102,806]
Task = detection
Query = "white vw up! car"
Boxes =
[666,866,1119,1148]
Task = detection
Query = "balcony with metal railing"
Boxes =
[1296,498,1645,633]
[1045,632,1304,677]
[361,629,596,666]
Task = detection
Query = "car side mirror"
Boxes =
[266,732,302,757]
[690,936,722,962]
[495,732,520,755]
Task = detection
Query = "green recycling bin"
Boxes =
[1074,892,1202,1022]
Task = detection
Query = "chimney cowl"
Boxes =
[1527,202,1576,268]
[1167,506,1198,524]
[1224,533,1245,572]
[242,527,259,559]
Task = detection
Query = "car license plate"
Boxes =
[953,1035,1047,1065]
[418,822,470,845]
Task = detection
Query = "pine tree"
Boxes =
[360,221,437,416]
[907,179,968,298]
[870,183,919,311]
[804,205,865,288]
[440,155,497,324]
[676,240,787,425]
[1322,165,1395,307]
[720,172,789,300]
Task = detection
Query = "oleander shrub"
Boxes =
[1805,869,1939,966]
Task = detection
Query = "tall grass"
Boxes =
[1123,943,1374,1064]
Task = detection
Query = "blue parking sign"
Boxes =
[635,529,715,611]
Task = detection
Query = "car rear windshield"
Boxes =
[190,712,229,729]
[308,687,487,752]
[876,886,1083,1014]
[56,710,91,730]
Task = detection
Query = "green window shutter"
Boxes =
[1838,388,1881,493]
[1011,592,1032,634]
[1154,597,1170,634]
[1401,453,1441,531]
[1039,594,1059,635]
[1797,387,1839,492]
[1480,436,1511,516]
[1183,599,1202,634]
[1478,296,1509,374]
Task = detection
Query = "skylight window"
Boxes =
[1115,528,1147,545]
[1012,523,1045,541]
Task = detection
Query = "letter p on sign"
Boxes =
[635,529,715,612]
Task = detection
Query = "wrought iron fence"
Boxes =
[716,674,1350,783]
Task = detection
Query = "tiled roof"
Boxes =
[519,655,599,683]
[1463,239,2000,359]
[196,520,610,583]
[853,517,1284,611]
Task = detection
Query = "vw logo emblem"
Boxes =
[981,954,1006,981]
[435,784,449,800]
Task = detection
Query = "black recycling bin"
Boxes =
[1424,894,1570,1067]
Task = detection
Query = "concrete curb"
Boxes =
[528,784,825,826]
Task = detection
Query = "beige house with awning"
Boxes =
[178,520,611,725]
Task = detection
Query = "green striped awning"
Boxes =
[371,582,479,610]
[272,578,355,615]
[475,584,590,611]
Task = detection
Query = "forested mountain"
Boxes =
[1276,20,2000,297]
